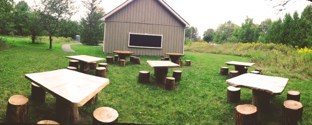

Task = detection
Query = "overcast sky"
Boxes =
[15,0,311,37]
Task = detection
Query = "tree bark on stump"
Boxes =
[235,104,257,125]
[283,100,303,125]
[93,107,119,125]
[114,55,119,62]
[96,67,107,78]
[172,70,182,81]
[133,57,141,64]
[138,71,150,83]
[220,67,229,75]
[235,65,248,75]
[89,62,97,70]
[287,90,301,101]
[119,59,126,66]
[130,56,135,63]
[154,67,168,86]
[56,97,79,125]
[106,56,114,64]
[69,60,79,69]
[227,86,241,103]
[165,77,176,90]
[79,61,90,73]
[252,90,273,111]
[37,120,59,124]
[185,60,191,66]
[6,95,29,124]
[229,70,239,78]
[31,82,45,104]
[98,63,108,71]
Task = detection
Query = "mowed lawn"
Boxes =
[0,36,311,124]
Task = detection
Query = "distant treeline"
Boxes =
[199,5,312,48]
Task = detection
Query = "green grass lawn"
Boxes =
[0,36,311,124]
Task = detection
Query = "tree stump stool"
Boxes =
[138,71,150,83]
[31,82,45,104]
[93,107,119,125]
[172,70,182,81]
[235,104,257,125]
[37,120,59,124]
[133,57,141,64]
[227,86,241,103]
[98,63,108,71]
[130,56,136,63]
[220,67,229,75]
[96,67,107,78]
[67,66,77,71]
[114,55,119,62]
[89,62,97,70]
[185,60,191,66]
[229,70,239,78]
[165,77,176,90]
[106,56,114,64]
[255,68,262,74]
[119,59,126,66]
[6,95,29,124]
[283,100,303,125]
[250,70,260,74]
[287,90,301,101]
[69,60,79,69]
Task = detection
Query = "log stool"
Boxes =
[37,120,59,124]
[229,70,239,78]
[93,107,119,125]
[165,77,176,90]
[119,59,126,66]
[96,67,107,78]
[114,55,119,62]
[6,95,29,124]
[31,82,45,104]
[98,63,108,71]
[133,57,141,64]
[68,60,79,69]
[67,66,77,71]
[283,100,303,125]
[287,90,301,101]
[250,70,260,74]
[130,56,136,63]
[220,67,229,75]
[235,104,257,125]
[138,71,150,83]
[106,56,114,64]
[227,86,241,103]
[89,62,97,70]
[172,70,182,81]
[185,60,191,66]
[255,68,262,74]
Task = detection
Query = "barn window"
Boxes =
[128,33,163,49]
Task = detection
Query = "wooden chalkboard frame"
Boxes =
[128,32,163,49]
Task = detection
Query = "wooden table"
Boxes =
[25,69,109,124]
[147,61,180,86]
[226,61,254,75]
[113,50,134,60]
[165,53,184,64]
[66,55,104,73]
[226,73,288,110]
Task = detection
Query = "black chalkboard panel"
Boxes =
[129,34,162,48]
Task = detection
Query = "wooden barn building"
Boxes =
[103,0,189,56]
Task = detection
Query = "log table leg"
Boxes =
[235,65,248,75]
[118,54,127,60]
[252,90,273,111]
[56,97,79,125]
[169,55,180,64]
[79,61,90,73]
[31,82,46,104]
[154,67,168,88]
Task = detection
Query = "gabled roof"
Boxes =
[103,0,189,27]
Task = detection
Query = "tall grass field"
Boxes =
[0,36,311,124]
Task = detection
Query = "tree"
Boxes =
[203,29,214,42]
[301,5,312,47]
[213,21,239,43]
[57,20,80,39]
[257,19,272,42]
[233,17,259,43]
[27,11,43,44]
[80,0,105,45]
[0,0,13,34]
[12,1,30,36]
[185,26,199,41]
[39,0,75,49]
[266,19,283,43]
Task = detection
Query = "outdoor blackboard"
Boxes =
[129,34,162,48]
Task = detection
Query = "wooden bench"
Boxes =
[6,95,29,124]
[93,107,119,125]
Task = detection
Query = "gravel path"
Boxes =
[62,43,80,52]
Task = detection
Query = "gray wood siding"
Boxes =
[106,0,184,27]
[104,22,184,56]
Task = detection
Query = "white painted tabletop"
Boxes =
[226,73,288,94]
[66,55,105,63]
[147,61,180,68]
[25,69,109,107]
[226,61,255,67]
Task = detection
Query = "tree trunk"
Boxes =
[31,33,36,44]
[49,33,52,49]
